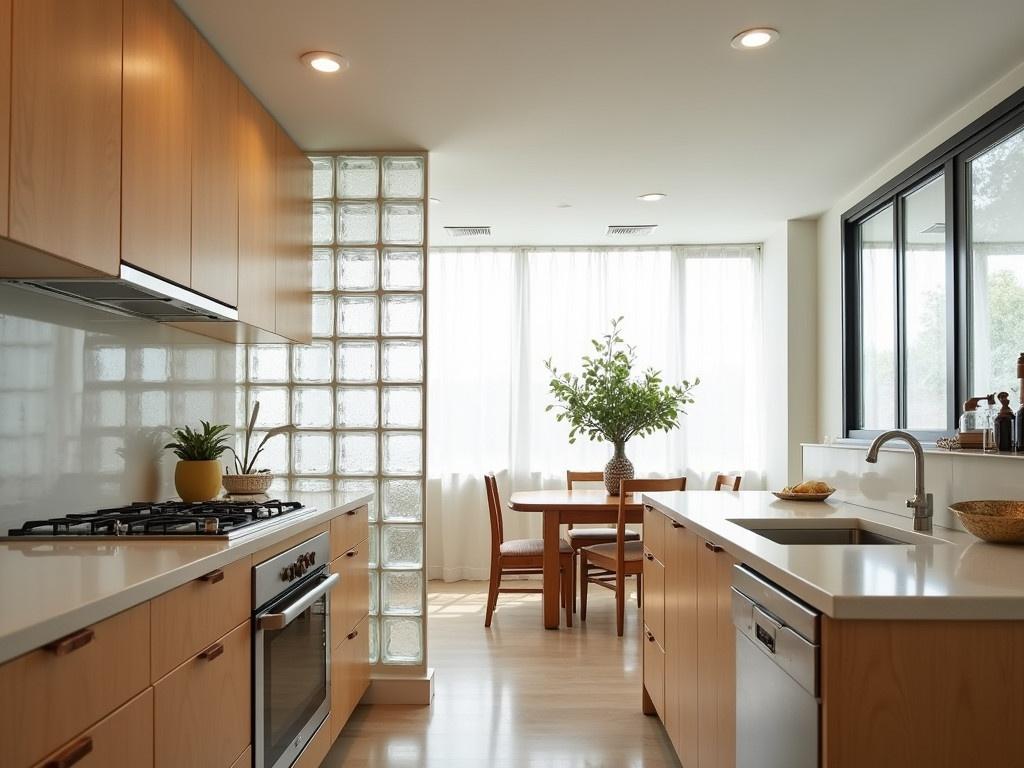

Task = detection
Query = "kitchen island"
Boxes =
[640,490,1024,768]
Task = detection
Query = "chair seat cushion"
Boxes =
[582,540,644,562]
[567,527,640,542]
[500,537,572,556]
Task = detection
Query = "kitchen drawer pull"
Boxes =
[347,629,359,640]
[671,521,683,529]
[345,509,357,516]
[198,569,224,584]
[45,628,95,656]
[345,549,358,558]
[199,642,224,661]
[43,735,93,768]
[646,631,655,643]
[704,541,723,553]
[644,552,655,561]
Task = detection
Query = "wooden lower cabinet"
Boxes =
[331,504,370,560]
[646,510,736,768]
[0,602,150,767]
[331,615,371,741]
[154,620,251,768]
[331,542,370,647]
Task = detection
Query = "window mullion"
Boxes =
[895,197,907,429]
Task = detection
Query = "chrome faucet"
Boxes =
[865,430,933,533]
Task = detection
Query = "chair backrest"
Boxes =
[617,477,686,566]
[566,470,604,489]
[483,473,504,551]
[714,473,742,491]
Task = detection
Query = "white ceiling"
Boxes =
[176,0,1024,246]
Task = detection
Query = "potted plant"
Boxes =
[223,401,292,496]
[164,421,231,502]
[545,317,698,495]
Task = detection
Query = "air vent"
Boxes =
[921,222,945,234]
[445,226,491,237]
[607,224,658,237]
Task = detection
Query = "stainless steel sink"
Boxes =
[728,518,948,546]
[745,527,905,545]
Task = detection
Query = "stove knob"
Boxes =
[309,552,316,565]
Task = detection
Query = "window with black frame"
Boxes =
[843,88,1024,439]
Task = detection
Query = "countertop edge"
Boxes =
[0,494,372,665]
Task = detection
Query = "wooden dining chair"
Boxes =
[580,477,687,637]
[714,473,742,491]
[484,473,574,628]
[564,470,640,613]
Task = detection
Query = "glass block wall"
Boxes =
[242,152,427,672]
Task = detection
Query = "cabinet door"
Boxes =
[331,615,370,739]
[715,550,737,768]
[642,548,665,644]
[331,543,370,646]
[0,0,10,236]
[666,522,699,767]
[275,126,312,343]
[10,0,121,274]
[122,0,193,286]
[696,538,720,768]
[154,620,251,768]
[643,624,666,720]
[237,87,277,332]
[191,33,239,306]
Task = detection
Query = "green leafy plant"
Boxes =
[227,401,292,475]
[164,421,231,461]
[545,317,698,446]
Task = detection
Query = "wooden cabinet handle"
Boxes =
[45,628,94,656]
[198,569,224,584]
[199,642,223,661]
[646,631,655,643]
[345,509,357,516]
[644,552,654,561]
[346,629,359,640]
[43,735,93,768]
[345,549,358,557]
[671,521,683,529]
[704,541,723,553]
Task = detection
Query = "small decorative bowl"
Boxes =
[222,473,274,496]
[950,500,1024,544]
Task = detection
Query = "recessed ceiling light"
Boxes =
[300,51,349,73]
[637,193,666,202]
[730,28,779,50]
[555,203,573,209]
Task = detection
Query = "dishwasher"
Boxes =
[732,565,821,768]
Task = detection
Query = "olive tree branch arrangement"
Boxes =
[544,317,698,445]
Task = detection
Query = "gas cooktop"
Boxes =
[4,499,309,540]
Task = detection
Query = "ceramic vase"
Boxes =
[604,440,635,496]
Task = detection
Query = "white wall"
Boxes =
[817,60,1024,439]
[764,220,819,489]
[0,285,239,530]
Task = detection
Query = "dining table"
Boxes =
[507,489,645,629]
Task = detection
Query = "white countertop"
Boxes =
[0,492,372,665]
[642,490,1024,620]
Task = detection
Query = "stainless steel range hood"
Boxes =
[4,263,238,322]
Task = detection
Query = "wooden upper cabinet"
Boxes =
[237,87,278,333]
[122,0,193,286]
[275,127,312,343]
[0,0,11,237]
[191,33,239,307]
[9,0,122,275]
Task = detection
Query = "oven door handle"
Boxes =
[257,572,340,630]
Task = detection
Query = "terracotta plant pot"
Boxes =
[174,460,223,502]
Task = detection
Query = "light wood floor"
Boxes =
[323,580,681,767]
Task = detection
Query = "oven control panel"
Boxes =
[280,550,317,582]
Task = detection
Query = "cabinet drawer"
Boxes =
[331,615,370,740]
[643,624,666,721]
[330,542,369,645]
[643,505,666,563]
[331,505,369,560]
[154,620,251,768]
[0,602,150,767]
[643,551,665,645]
[31,688,153,768]
[151,558,250,680]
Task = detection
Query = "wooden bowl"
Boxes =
[950,500,1024,544]
[772,489,834,502]
[222,473,274,495]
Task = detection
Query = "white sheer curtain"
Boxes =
[426,245,764,581]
